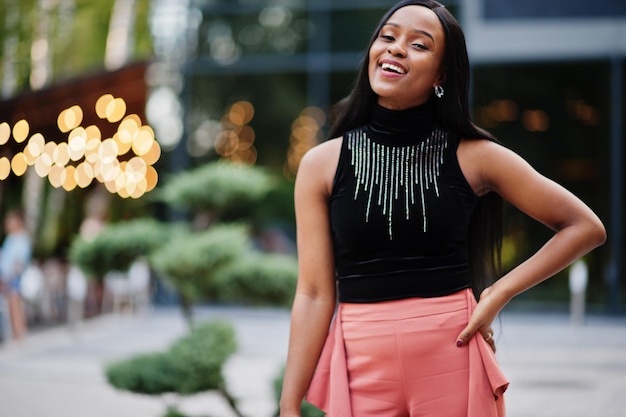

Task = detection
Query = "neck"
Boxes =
[367,99,435,144]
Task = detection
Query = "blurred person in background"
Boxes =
[0,209,32,342]
[279,1,607,416]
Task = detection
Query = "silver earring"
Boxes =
[434,85,444,98]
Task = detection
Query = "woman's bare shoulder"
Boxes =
[301,137,342,163]
[298,137,342,175]
[297,137,343,194]
[457,138,504,195]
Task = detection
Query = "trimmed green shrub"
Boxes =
[157,162,275,221]
[163,409,192,417]
[105,320,237,395]
[69,218,172,277]
[149,224,250,302]
[214,252,298,307]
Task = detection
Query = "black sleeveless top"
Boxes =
[329,101,479,302]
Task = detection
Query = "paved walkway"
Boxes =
[0,305,625,417]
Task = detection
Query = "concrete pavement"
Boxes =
[0,305,624,417]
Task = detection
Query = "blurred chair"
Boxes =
[19,263,44,325]
[103,260,151,314]
[40,258,68,324]
[66,265,87,329]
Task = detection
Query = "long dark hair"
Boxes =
[328,0,503,298]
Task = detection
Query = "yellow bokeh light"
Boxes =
[123,114,142,126]
[106,97,127,123]
[521,109,550,132]
[129,177,147,198]
[75,162,94,188]
[62,166,77,191]
[124,178,136,196]
[228,101,254,126]
[58,105,83,133]
[113,132,132,155]
[104,178,117,194]
[132,126,155,156]
[23,145,37,166]
[230,147,257,165]
[13,119,29,143]
[48,164,66,188]
[145,166,158,192]
[0,157,10,180]
[27,133,45,157]
[127,156,147,173]
[100,159,120,182]
[238,125,255,150]
[99,138,119,164]
[301,106,326,126]
[214,130,239,156]
[11,153,28,176]
[117,187,131,199]
[114,171,126,192]
[0,122,11,145]
[68,127,86,142]
[57,114,67,133]
[68,128,87,161]
[0,93,159,197]
[117,129,134,145]
[119,116,140,137]
[42,141,57,158]
[85,138,101,164]
[96,94,114,119]
[85,125,101,141]
[34,153,53,177]
[140,140,161,166]
[53,142,70,166]
[293,115,319,130]
[93,160,103,182]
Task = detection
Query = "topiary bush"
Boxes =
[214,252,298,307]
[106,320,242,416]
[157,161,275,222]
[150,224,250,303]
[69,218,172,277]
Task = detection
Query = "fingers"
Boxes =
[481,328,496,352]
[456,326,496,353]
[455,324,474,347]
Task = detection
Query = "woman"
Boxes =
[0,209,31,342]
[279,1,606,416]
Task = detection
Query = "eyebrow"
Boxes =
[382,22,435,42]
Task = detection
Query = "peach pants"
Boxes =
[306,289,508,417]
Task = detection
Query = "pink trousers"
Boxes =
[306,289,508,417]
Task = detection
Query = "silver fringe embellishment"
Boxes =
[347,128,448,239]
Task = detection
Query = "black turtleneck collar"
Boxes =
[366,99,435,146]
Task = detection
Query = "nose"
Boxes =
[387,42,406,57]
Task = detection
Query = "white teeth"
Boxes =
[381,62,406,74]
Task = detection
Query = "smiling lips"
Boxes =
[379,61,407,75]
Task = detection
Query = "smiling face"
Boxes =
[368,5,446,110]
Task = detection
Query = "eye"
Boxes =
[412,43,428,50]
[380,34,395,41]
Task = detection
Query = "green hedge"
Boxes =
[150,224,250,301]
[106,320,237,395]
[214,252,298,307]
[69,218,172,277]
[158,162,275,221]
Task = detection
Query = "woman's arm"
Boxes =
[279,140,341,417]
[456,140,606,345]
